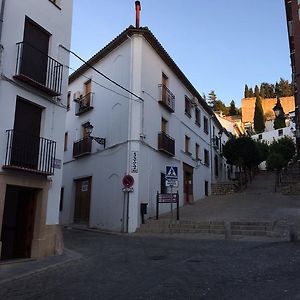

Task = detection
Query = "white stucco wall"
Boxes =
[0,0,73,225]
[62,31,228,232]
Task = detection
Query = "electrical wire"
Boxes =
[59,44,143,102]
[65,65,141,103]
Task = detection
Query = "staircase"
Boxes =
[136,219,279,238]
[211,182,239,195]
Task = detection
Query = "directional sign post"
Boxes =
[165,166,178,221]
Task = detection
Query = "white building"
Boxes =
[0,0,73,260]
[61,25,229,233]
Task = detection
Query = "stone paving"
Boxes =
[158,171,300,223]
[1,229,300,299]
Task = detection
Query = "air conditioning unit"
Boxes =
[73,91,82,102]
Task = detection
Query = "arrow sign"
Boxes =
[166,166,178,179]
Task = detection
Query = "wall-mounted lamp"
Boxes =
[86,123,106,148]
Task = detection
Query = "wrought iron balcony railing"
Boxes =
[73,137,92,158]
[158,84,175,113]
[3,130,56,175]
[14,42,63,96]
[75,93,94,116]
[158,132,175,157]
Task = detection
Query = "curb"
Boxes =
[0,248,82,285]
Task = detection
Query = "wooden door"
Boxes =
[22,18,50,85]
[74,178,92,223]
[12,98,42,169]
[1,186,36,260]
[183,163,194,204]
[14,190,36,258]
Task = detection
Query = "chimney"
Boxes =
[135,1,141,28]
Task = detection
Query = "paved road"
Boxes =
[1,229,300,300]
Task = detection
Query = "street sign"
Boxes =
[165,179,178,187]
[158,193,177,203]
[122,175,134,188]
[166,166,178,179]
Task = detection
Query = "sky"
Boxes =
[70,0,291,107]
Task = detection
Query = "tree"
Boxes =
[266,137,295,191]
[266,152,286,192]
[269,137,295,163]
[214,99,229,114]
[273,98,286,130]
[277,78,293,97]
[255,140,269,165]
[208,90,217,109]
[244,84,249,98]
[228,100,237,116]
[254,85,260,97]
[253,95,265,133]
[223,136,262,184]
[259,84,266,98]
[248,88,254,97]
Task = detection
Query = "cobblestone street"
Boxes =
[1,229,300,300]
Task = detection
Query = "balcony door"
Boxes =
[11,98,42,170]
[21,18,50,85]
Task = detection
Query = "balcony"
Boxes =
[3,130,56,175]
[73,137,92,158]
[75,93,94,116]
[158,84,175,113]
[158,132,175,157]
[14,42,63,96]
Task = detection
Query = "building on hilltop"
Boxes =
[0,0,73,260]
[241,96,295,133]
[61,6,231,233]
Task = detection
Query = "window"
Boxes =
[278,129,283,136]
[64,132,68,151]
[203,116,209,134]
[185,135,191,154]
[185,96,191,117]
[161,117,168,133]
[258,134,262,140]
[195,108,200,126]
[204,149,210,166]
[67,91,71,111]
[195,143,200,160]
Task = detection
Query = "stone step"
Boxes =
[137,220,275,237]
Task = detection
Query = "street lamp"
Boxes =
[86,123,106,148]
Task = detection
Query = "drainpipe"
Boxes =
[0,0,6,68]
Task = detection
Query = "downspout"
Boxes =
[0,0,6,70]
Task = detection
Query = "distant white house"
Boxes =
[61,25,230,233]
